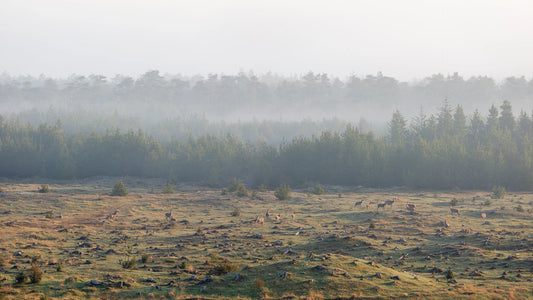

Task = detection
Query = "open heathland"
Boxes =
[0,178,532,299]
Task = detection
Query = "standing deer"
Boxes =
[377,203,386,211]
[481,212,486,220]
[254,215,264,224]
[366,203,371,210]
[266,209,271,218]
[291,212,296,221]
[354,200,364,208]
[385,197,396,207]
[165,210,172,221]
[450,208,460,215]
[406,203,416,213]
[276,214,281,222]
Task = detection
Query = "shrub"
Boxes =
[121,256,136,269]
[516,205,524,212]
[251,190,258,198]
[227,178,248,197]
[38,184,50,193]
[56,262,63,272]
[228,178,241,192]
[141,254,150,264]
[45,210,54,219]
[221,188,228,195]
[212,259,238,275]
[231,207,241,217]
[29,263,42,283]
[179,261,188,269]
[258,184,266,192]
[312,184,324,195]
[254,278,266,290]
[15,271,27,284]
[236,185,249,197]
[445,269,455,280]
[369,221,376,229]
[274,184,292,200]
[450,198,458,207]
[492,185,506,199]
[111,180,128,196]
[162,181,175,194]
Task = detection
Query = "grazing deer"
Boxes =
[291,212,296,221]
[377,203,386,211]
[481,212,486,220]
[107,208,120,220]
[354,200,364,208]
[461,224,472,234]
[254,215,264,224]
[385,199,396,208]
[406,203,416,213]
[450,207,460,216]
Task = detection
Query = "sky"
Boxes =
[1,0,533,81]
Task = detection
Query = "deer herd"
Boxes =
[353,196,401,212]
[351,196,487,224]
[154,193,488,232]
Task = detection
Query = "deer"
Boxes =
[165,210,172,221]
[366,203,371,210]
[450,207,460,216]
[107,208,120,220]
[291,212,296,221]
[481,212,486,220]
[406,203,416,213]
[385,197,396,207]
[354,200,364,208]
[276,214,281,222]
[254,215,264,224]
[461,224,472,234]
[266,209,271,218]
[377,203,386,211]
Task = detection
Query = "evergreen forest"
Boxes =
[1,100,532,190]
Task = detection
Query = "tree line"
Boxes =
[2,71,533,125]
[1,100,533,190]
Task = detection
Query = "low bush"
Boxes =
[121,256,136,269]
[275,184,291,200]
[29,263,42,283]
[212,260,238,275]
[231,207,241,217]
[450,198,458,207]
[111,180,128,196]
[15,271,27,284]
[312,184,324,195]
[162,181,175,194]
[141,254,150,264]
[254,278,266,290]
[38,184,50,193]
[492,185,506,199]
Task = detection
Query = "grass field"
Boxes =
[0,178,532,299]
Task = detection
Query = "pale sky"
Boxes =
[1,0,533,80]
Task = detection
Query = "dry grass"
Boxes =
[0,178,532,299]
